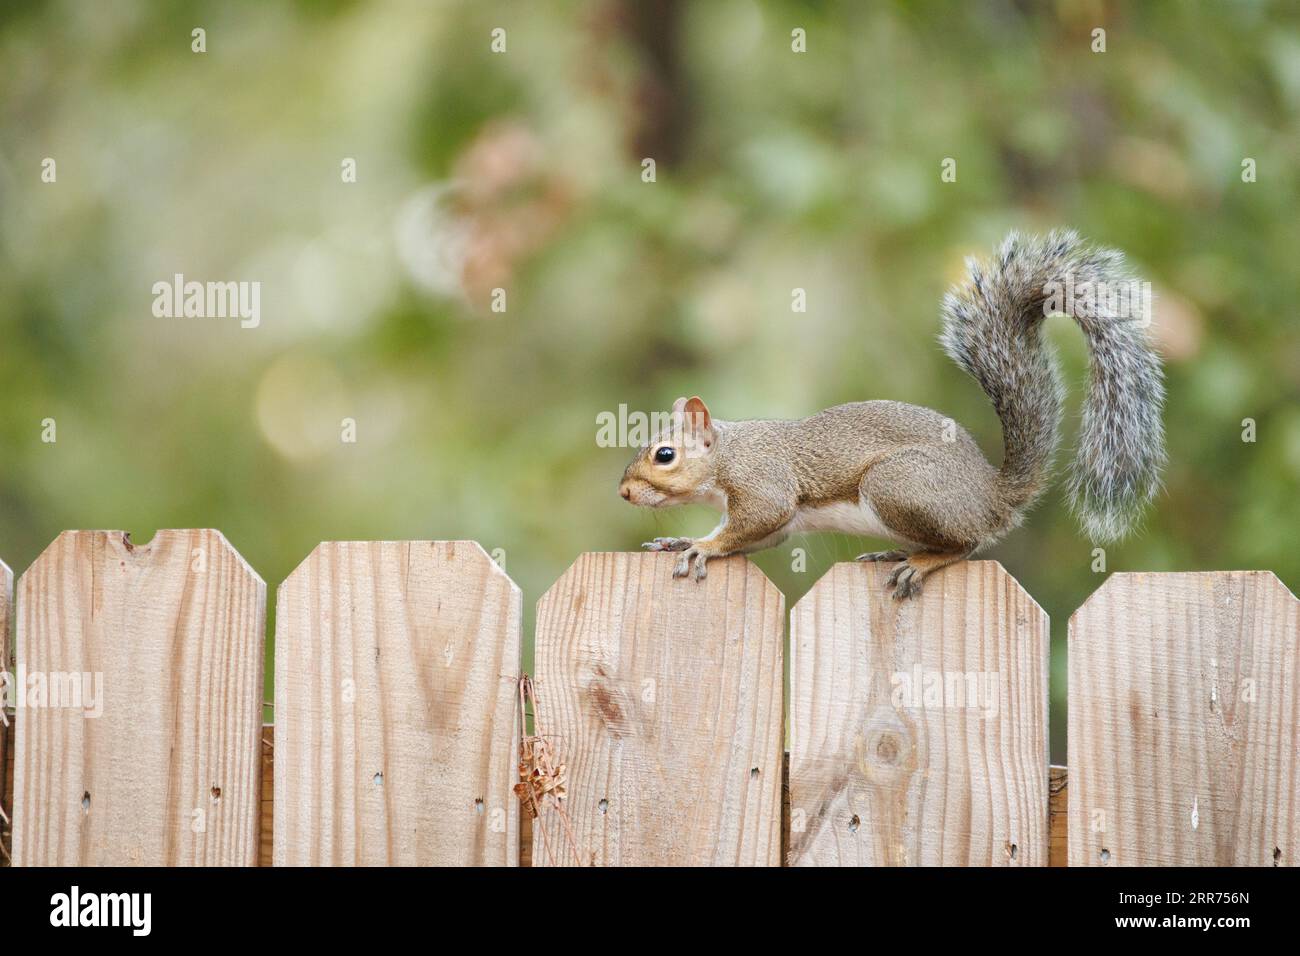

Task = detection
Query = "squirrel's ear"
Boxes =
[683,396,714,448]
[684,396,712,429]
[671,396,688,417]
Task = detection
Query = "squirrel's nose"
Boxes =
[620,485,631,500]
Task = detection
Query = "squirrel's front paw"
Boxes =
[642,537,694,553]
[672,547,711,581]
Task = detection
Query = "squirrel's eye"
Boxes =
[654,446,676,464]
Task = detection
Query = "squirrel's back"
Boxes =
[712,400,997,506]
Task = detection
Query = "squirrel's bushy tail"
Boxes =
[939,230,1166,542]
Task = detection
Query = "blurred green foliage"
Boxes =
[2,0,1298,758]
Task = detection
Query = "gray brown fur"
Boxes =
[940,230,1165,542]
[619,232,1166,598]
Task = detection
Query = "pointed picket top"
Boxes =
[788,559,1049,866]
[22,528,265,586]
[533,552,784,866]
[12,529,266,866]
[1069,569,1300,866]
[537,548,783,608]
[274,540,521,866]
[1069,568,1298,627]
[275,538,516,603]
[0,553,9,657]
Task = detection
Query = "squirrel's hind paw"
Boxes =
[885,561,924,600]
[882,549,970,599]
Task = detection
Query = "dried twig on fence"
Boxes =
[515,674,587,865]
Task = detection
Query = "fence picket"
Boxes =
[1,557,10,862]
[6,532,1297,870]
[12,530,265,865]
[531,552,784,866]
[788,561,1049,865]
[1068,571,1300,866]
[273,540,520,865]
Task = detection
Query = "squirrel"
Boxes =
[618,231,1166,599]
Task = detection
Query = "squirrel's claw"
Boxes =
[886,560,923,600]
[856,549,909,563]
[692,552,709,580]
[643,536,694,553]
[671,547,710,580]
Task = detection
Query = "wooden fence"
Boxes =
[0,530,1295,867]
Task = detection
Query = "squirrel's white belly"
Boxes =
[788,498,903,542]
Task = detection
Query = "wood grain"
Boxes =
[1069,571,1299,866]
[260,725,273,867]
[1048,765,1067,867]
[788,561,1049,866]
[3,721,10,866]
[532,552,784,866]
[1,557,10,864]
[274,540,520,866]
[12,530,266,866]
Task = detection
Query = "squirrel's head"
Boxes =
[618,396,716,507]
